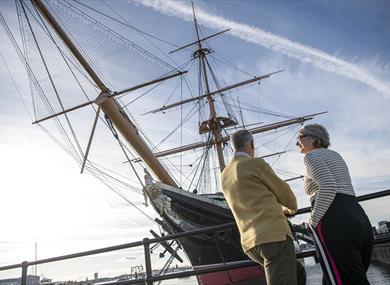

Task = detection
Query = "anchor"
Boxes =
[149,229,183,263]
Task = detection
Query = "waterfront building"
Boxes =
[0,276,39,285]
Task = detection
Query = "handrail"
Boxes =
[295,188,390,215]
[0,240,144,271]
[1,188,389,285]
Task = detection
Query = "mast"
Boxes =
[31,0,177,187]
[191,3,226,171]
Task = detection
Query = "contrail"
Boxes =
[134,0,390,96]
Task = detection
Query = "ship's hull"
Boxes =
[145,181,268,284]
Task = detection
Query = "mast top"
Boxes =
[169,29,230,55]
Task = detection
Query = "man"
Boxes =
[221,130,298,285]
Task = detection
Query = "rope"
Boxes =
[16,1,81,162]
[188,136,211,191]
[103,114,157,222]
[214,235,234,285]
[59,0,176,70]
[156,245,181,285]
[22,0,84,161]
[99,0,183,68]
[270,125,302,167]
[204,55,238,121]
[156,105,197,147]
[0,49,33,121]
[104,114,145,188]
[214,54,254,77]
[72,0,181,49]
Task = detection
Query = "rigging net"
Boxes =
[13,0,184,212]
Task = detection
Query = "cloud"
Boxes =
[133,0,390,96]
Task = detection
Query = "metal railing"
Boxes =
[1,189,389,285]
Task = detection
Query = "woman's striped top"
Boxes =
[304,148,355,227]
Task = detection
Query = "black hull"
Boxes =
[161,189,244,265]
[147,183,267,284]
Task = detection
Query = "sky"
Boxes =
[0,0,390,282]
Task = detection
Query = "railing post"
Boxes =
[21,261,28,285]
[143,238,153,285]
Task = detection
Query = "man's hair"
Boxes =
[230,130,253,151]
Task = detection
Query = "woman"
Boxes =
[296,124,373,285]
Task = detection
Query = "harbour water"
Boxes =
[305,258,390,285]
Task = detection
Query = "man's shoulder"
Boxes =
[239,157,269,174]
[252,157,267,167]
[253,157,266,163]
[233,156,267,167]
[220,164,230,177]
[231,156,263,165]
[223,157,267,173]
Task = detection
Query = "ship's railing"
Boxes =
[1,189,390,285]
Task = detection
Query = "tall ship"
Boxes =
[4,0,383,284]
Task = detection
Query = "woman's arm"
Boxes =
[304,152,336,227]
[259,159,298,213]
